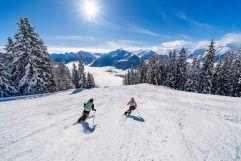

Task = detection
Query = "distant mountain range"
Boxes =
[50,44,239,70]
[50,51,97,64]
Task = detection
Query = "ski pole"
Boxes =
[135,108,142,118]
[92,111,96,127]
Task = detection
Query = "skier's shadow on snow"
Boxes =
[70,88,84,95]
[81,122,96,134]
[127,115,145,122]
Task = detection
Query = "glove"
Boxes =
[93,109,96,111]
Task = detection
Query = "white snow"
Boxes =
[0,84,241,161]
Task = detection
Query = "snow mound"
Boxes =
[0,84,241,161]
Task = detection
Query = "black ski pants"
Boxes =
[77,110,90,123]
[124,106,136,116]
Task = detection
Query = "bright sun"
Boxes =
[83,0,99,21]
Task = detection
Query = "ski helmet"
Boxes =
[89,98,94,102]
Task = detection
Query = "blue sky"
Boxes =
[1,0,241,53]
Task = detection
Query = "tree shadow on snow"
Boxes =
[70,88,84,95]
[128,115,145,122]
[81,122,96,134]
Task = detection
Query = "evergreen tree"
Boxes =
[86,72,92,89]
[238,74,241,97]
[165,50,177,88]
[228,51,241,96]
[86,72,96,89]
[129,68,135,85]
[56,62,72,91]
[12,17,56,95]
[71,63,80,88]
[78,56,85,87]
[123,73,127,85]
[82,73,87,88]
[176,48,187,90]
[123,69,139,85]
[4,37,15,69]
[186,58,201,92]
[211,61,222,95]
[90,73,95,88]
[215,57,230,95]
[0,57,16,97]
[138,57,147,83]
[157,59,166,85]
[146,56,159,85]
[200,40,216,94]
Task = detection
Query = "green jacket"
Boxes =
[84,101,94,112]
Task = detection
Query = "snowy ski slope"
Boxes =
[0,84,241,161]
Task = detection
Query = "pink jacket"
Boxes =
[127,100,137,107]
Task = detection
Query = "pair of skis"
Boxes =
[73,112,96,126]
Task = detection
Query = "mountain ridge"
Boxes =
[50,44,240,69]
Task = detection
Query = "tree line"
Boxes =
[124,40,241,97]
[0,17,95,98]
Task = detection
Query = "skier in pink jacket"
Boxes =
[124,97,137,116]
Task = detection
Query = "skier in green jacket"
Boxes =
[77,98,96,123]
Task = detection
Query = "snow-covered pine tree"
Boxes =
[214,56,230,96]
[56,62,72,91]
[86,72,92,89]
[157,58,166,85]
[211,61,222,95]
[200,40,216,94]
[0,57,16,97]
[186,58,201,92]
[78,56,85,87]
[227,50,241,97]
[165,50,177,88]
[12,17,56,95]
[1,37,17,96]
[138,57,147,83]
[71,63,80,88]
[238,74,241,97]
[129,68,135,85]
[146,56,159,85]
[123,73,127,85]
[123,71,129,85]
[123,69,138,85]
[4,37,15,70]
[82,72,87,88]
[135,70,140,84]
[176,48,187,90]
[86,72,96,89]
[90,73,95,88]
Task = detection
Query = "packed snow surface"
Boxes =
[1,84,241,161]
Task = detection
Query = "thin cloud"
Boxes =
[179,12,214,29]
[104,39,146,50]
[177,34,193,41]
[216,32,241,46]
[45,35,95,41]
[48,45,112,53]
[129,25,170,38]
[161,40,192,49]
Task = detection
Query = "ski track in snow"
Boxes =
[0,84,241,161]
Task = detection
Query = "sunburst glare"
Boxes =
[82,0,99,22]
